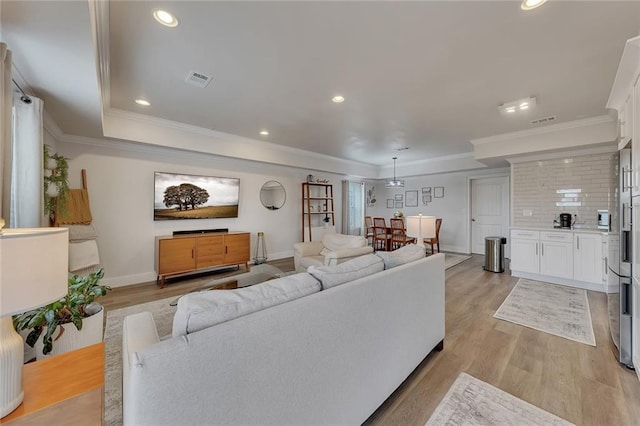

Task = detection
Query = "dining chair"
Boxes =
[390,218,415,250]
[425,218,442,255]
[373,217,391,251]
[364,216,374,246]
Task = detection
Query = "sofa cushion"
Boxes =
[307,253,384,290]
[376,244,425,269]
[172,273,321,337]
[322,233,367,251]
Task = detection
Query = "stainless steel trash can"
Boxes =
[484,236,507,273]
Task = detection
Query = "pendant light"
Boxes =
[385,157,405,188]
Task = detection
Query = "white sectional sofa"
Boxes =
[293,232,374,272]
[122,250,445,425]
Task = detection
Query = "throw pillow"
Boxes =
[172,272,321,337]
[376,244,425,269]
[307,253,384,290]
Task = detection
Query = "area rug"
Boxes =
[494,278,596,346]
[104,296,177,426]
[426,372,574,425]
[444,253,471,269]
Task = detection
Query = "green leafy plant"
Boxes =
[43,145,70,219]
[13,268,110,355]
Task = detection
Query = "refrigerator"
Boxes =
[608,147,634,368]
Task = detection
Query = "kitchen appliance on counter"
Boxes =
[598,210,610,230]
[608,147,634,369]
[559,213,573,229]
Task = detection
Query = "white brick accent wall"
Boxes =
[512,153,617,228]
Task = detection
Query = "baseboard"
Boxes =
[511,270,613,293]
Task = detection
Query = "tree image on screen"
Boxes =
[163,183,210,211]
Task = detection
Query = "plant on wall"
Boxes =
[367,186,377,207]
[43,145,70,220]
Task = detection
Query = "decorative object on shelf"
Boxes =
[405,190,418,207]
[315,178,329,183]
[307,174,314,183]
[423,194,432,205]
[0,228,69,418]
[406,214,436,247]
[386,199,394,208]
[259,181,286,210]
[394,210,404,218]
[434,186,445,198]
[43,145,70,221]
[254,232,267,264]
[385,157,405,188]
[14,267,110,359]
[366,186,377,208]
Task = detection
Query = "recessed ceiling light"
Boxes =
[259,130,269,136]
[521,0,548,11]
[153,10,179,27]
[332,95,345,103]
[135,99,151,106]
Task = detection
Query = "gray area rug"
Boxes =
[426,372,574,425]
[104,252,470,425]
[494,278,596,346]
[444,253,471,270]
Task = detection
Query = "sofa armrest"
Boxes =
[324,246,374,265]
[293,241,325,270]
[122,311,160,423]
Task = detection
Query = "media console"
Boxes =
[173,228,229,235]
[155,231,250,288]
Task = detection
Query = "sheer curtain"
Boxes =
[10,92,44,228]
[341,180,365,236]
[0,43,11,224]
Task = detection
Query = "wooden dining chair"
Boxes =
[425,218,442,255]
[390,218,415,250]
[364,216,374,246]
[373,217,391,251]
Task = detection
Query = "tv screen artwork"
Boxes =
[154,172,240,220]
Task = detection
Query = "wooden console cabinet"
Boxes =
[155,231,250,287]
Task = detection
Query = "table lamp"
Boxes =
[0,227,69,418]
[406,214,436,247]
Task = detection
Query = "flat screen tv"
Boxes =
[154,172,240,220]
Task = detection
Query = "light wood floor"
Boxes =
[101,255,640,425]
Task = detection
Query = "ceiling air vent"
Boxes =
[530,115,556,125]
[185,71,212,88]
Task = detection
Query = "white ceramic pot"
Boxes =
[34,306,104,360]
[46,185,59,198]
[46,158,57,170]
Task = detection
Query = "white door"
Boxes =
[471,176,510,255]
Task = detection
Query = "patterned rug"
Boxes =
[494,278,596,346]
[444,253,471,269]
[426,372,574,425]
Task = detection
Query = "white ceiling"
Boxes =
[2,1,639,170]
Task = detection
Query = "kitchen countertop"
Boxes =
[510,226,609,235]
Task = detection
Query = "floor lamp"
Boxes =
[0,227,68,418]
[406,214,436,248]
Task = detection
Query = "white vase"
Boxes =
[46,158,57,170]
[46,185,59,198]
[34,307,104,360]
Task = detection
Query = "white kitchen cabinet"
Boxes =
[573,232,603,284]
[602,237,609,283]
[510,230,539,273]
[540,232,573,279]
[633,277,640,380]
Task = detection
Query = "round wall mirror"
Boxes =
[260,181,286,210]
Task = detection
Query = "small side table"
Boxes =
[3,342,104,425]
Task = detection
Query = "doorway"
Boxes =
[470,176,510,256]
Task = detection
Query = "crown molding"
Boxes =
[469,115,614,146]
[88,0,111,116]
[507,143,617,164]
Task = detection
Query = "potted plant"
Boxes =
[14,268,110,359]
[43,145,70,220]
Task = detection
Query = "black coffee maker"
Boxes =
[559,213,572,229]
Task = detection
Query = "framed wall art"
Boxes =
[387,199,394,208]
[422,187,431,194]
[422,194,431,204]
[395,201,403,209]
[394,194,403,201]
[434,186,444,198]
[405,190,418,207]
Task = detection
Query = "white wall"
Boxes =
[57,138,346,287]
[365,168,510,254]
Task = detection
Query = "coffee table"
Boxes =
[170,264,289,306]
